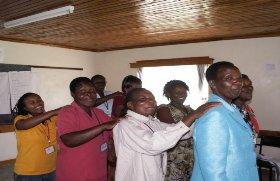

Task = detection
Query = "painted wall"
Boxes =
[0,40,98,161]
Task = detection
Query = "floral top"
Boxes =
[238,105,260,144]
[158,104,194,181]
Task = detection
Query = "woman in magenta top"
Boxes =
[56,77,118,181]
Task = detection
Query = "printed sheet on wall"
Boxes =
[0,71,39,124]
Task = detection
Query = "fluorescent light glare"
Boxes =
[4,5,74,28]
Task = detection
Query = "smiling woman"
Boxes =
[13,93,60,181]
[56,77,118,181]
[156,80,195,181]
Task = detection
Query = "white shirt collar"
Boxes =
[127,110,153,123]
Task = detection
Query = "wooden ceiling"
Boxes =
[0,0,280,52]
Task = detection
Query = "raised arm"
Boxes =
[15,108,60,130]
[94,91,123,107]
[60,120,117,148]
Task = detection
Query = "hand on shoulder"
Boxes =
[182,102,220,127]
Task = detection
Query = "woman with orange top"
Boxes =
[13,93,60,181]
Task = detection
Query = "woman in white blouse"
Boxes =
[113,88,219,181]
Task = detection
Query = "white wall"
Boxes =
[0,40,98,161]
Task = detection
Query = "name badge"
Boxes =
[45,145,55,154]
[101,142,108,152]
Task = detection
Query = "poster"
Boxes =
[0,72,11,114]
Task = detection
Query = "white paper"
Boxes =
[30,71,40,94]
[8,71,36,109]
[0,72,11,114]
[264,63,277,77]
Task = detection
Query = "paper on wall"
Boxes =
[8,71,37,109]
[0,72,11,114]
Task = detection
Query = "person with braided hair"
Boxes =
[13,93,60,181]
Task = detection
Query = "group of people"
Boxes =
[12,61,260,181]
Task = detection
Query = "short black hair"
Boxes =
[122,88,147,117]
[70,77,93,93]
[13,92,38,116]
[126,88,147,103]
[91,74,105,82]
[121,75,142,93]
[206,61,236,81]
[163,80,189,98]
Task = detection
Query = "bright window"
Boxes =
[139,65,209,109]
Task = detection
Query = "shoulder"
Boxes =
[195,105,229,127]
[14,114,30,123]
[115,116,140,130]
[50,115,58,120]
[118,116,134,126]
[49,115,58,124]
[194,106,230,138]
[57,105,79,126]
[59,104,76,115]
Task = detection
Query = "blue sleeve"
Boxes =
[194,109,230,181]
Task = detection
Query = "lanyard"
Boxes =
[143,122,154,133]
[143,121,165,172]
[92,110,106,141]
[104,101,109,110]
[41,120,51,145]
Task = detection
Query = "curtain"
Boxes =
[197,64,209,91]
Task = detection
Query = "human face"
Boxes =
[210,67,243,103]
[124,82,142,94]
[92,77,106,93]
[127,90,157,117]
[23,94,45,116]
[239,77,253,102]
[168,85,187,105]
[72,82,97,108]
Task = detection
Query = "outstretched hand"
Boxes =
[191,102,221,119]
[182,102,220,127]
